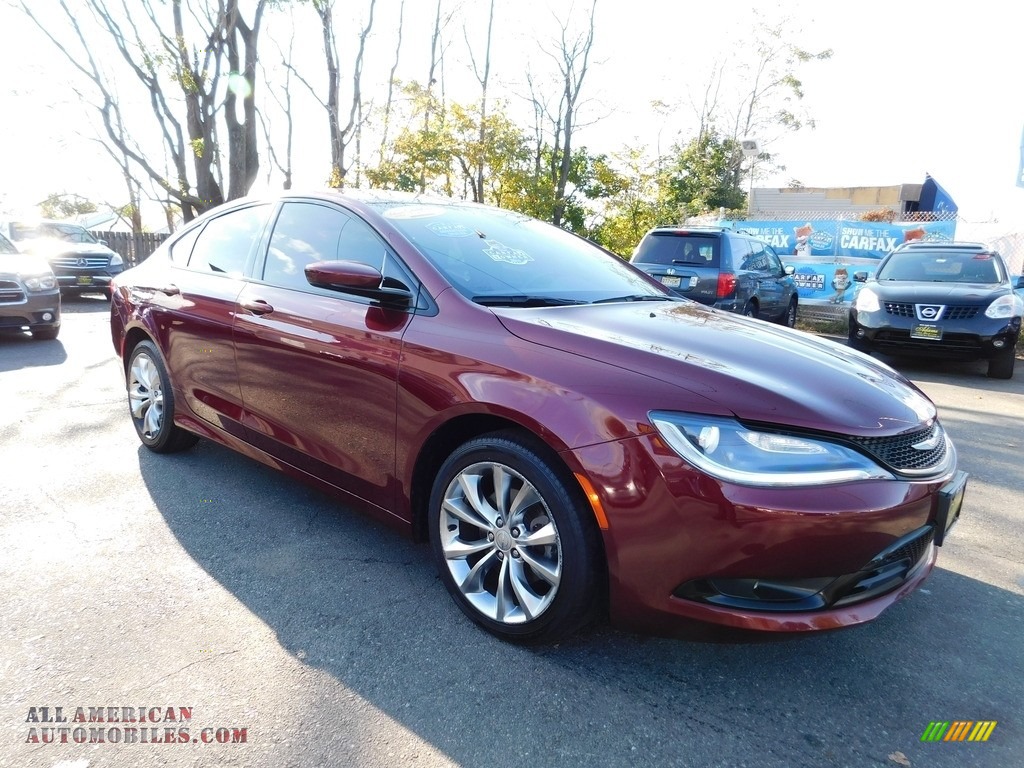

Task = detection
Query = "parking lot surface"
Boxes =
[2,297,1022,768]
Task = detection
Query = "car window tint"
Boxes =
[728,238,751,270]
[187,205,269,276]
[633,233,720,268]
[264,203,349,288]
[764,245,784,274]
[169,224,203,265]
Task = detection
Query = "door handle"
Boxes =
[158,284,180,296]
[239,298,274,316]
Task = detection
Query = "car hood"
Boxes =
[493,302,936,436]
[868,280,1009,303]
[19,238,114,258]
[0,253,55,277]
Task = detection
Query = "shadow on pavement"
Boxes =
[138,438,1022,768]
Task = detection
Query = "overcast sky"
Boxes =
[1,0,1021,227]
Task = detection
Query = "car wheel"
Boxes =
[127,340,199,453]
[778,297,798,327]
[428,432,602,643]
[30,325,60,341]
[742,300,757,318]
[987,350,1015,379]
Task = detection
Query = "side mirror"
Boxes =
[853,271,869,283]
[783,264,795,276]
[1015,275,1024,289]
[304,260,413,306]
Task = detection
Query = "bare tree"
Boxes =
[463,0,496,202]
[378,0,407,160]
[18,0,268,222]
[542,0,598,227]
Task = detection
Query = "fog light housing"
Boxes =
[42,312,53,321]
[855,328,866,338]
[992,338,1006,349]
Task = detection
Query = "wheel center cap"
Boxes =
[494,529,514,552]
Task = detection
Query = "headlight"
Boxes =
[985,293,1023,319]
[109,253,124,267]
[24,274,57,292]
[854,286,880,312]
[650,412,893,487]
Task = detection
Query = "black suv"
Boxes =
[630,226,798,325]
[849,241,1023,379]
[2,220,124,298]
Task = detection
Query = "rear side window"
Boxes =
[633,233,720,267]
[168,225,203,265]
[187,205,270,276]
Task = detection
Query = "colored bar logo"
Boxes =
[921,721,997,742]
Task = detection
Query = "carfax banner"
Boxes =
[717,218,958,304]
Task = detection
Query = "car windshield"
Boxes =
[10,222,98,244]
[878,251,1002,284]
[371,202,668,304]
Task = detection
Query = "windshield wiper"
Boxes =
[471,294,587,307]
[591,294,676,304]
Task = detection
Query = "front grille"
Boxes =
[50,256,109,269]
[845,422,947,472]
[884,303,980,321]
[833,526,935,607]
[944,306,980,321]
[873,329,982,352]
[0,280,25,304]
[885,302,914,317]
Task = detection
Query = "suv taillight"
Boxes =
[716,272,737,298]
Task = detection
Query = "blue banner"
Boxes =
[717,218,958,304]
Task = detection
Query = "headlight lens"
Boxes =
[854,286,880,312]
[985,293,1023,319]
[109,253,124,267]
[650,412,893,487]
[24,274,57,291]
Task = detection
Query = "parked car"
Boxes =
[110,191,965,643]
[0,231,61,339]
[1,219,124,298]
[630,226,799,325]
[849,241,1023,379]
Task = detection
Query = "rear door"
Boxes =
[150,203,272,438]
[631,232,720,305]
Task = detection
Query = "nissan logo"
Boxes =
[916,304,944,321]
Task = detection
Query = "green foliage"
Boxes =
[39,193,98,219]
[663,131,746,217]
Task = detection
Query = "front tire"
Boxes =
[988,349,1015,379]
[778,297,798,327]
[428,433,602,643]
[127,340,199,453]
[30,324,60,340]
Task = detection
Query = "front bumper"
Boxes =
[850,309,1021,360]
[569,432,958,634]
[0,281,61,329]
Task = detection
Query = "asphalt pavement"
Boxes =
[1,296,1022,768]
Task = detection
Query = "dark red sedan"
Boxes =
[110,191,967,642]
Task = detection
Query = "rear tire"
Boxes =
[127,340,199,453]
[428,432,602,643]
[987,350,1015,379]
[742,300,757,318]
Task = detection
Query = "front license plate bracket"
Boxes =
[934,471,967,546]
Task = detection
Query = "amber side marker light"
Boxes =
[574,473,609,530]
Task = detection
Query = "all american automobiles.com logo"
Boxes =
[24,706,247,746]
